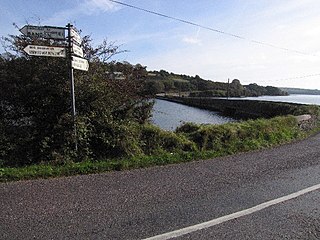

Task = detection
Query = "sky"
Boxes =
[1,0,320,89]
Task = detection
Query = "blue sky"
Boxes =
[1,0,320,89]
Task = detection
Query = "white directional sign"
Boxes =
[20,25,65,40]
[71,28,81,45]
[72,56,89,71]
[23,45,66,57]
[72,44,84,58]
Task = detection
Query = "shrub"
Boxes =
[175,122,200,134]
[139,124,197,155]
[0,37,152,166]
[180,116,300,153]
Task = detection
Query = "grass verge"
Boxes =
[1,115,319,182]
[0,151,223,182]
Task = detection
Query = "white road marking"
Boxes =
[143,183,320,240]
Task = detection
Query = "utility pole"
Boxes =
[227,78,230,100]
[67,23,78,151]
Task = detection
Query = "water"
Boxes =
[233,94,320,105]
[151,95,320,131]
[151,99,235,131]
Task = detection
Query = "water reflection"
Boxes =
[151,99,235,131]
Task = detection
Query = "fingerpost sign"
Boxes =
[19,25,65,39]
[23,45,66,57]
[20,23,89,151]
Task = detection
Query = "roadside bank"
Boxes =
[1,97,319,182]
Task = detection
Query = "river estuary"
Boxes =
[151,99,234,131]
[151,94,320,131]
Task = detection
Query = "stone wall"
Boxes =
[157,96,309,119]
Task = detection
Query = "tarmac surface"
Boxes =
[1,133,320,239]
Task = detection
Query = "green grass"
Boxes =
[0,152,218,182]
[1,115,319,182]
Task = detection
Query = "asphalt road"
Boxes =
[1,133,320,240]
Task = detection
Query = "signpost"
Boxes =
[70,27,81,45]
[72,56,89,71]
[20,25,65,40]
[23,45,66,57]
[20,23,89,151]
[67,24,87,150]
[72,44,84,58]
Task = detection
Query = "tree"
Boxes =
[245,83,267,96]
[265,86,287,96]
[163,79,175,92]
[143,80,165,95]
[230,79,244,97]
[0,27,153,166]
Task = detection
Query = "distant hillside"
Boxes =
[280,87,320,95]
[145,69,288,98]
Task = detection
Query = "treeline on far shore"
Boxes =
[144,70,288,97]
[280,87,320,95]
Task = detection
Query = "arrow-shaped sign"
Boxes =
[20,25,66,40]
[71,28,81,45]
[72,44,84,58]
[72,56,89,71]
[23,45,66,57]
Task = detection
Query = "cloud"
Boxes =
[83,0,119,14]
[259,0,317,18]
[182,27,201,45]
[46,0,119,24]
[182,37,201,45]
[139,33,320,89]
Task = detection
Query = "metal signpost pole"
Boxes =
[67,23,78,151]
[20,23,85,152]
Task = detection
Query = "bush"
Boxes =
[139,124,197,155]
[177,116,300,153]
[0,36,152,166]
[175,122,200,134]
